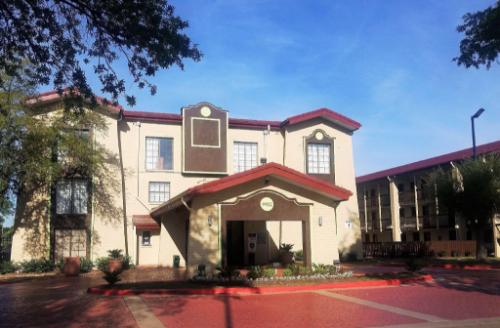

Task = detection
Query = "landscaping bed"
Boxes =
[88,272,433,296]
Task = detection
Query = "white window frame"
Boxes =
[141,231,152,246]
[56,179,88,215]
[233,142,258,173]
[307,143,331,174]
[145,137,173,171]
[148,182,170,204]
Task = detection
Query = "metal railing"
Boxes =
[363,241,476,258]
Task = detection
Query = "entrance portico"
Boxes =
[221,190,311,267]
[150,163,353,275]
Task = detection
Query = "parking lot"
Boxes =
[1,268,500,327]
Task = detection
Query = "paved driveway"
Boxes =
[1,269,500,327]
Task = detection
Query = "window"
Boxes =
[307,143,331,174]
[146,137,173,170]
[399,207,405,218]
[398,183,404,192]
[54,230,87,260]
[142,231,151,246]
[57,129,90,162]
[411,206,416,217]
[56,179,88,214]
[233,142,257,173]
[148,182,170,203]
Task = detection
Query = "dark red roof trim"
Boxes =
[281,108,361,131]
[151,163,352,217]
[356,140,500,183]
[132,215,160,230]
[123,110,182,124]
[28,90,361,131]
[228,118,281,130]
[27,89,123,112]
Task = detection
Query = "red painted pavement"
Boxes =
[334,284,500,320]
[142,292,422,328]
[0,277,138,328]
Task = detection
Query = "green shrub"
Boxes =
[0,261,18,274]
[107,249,124,259]
[216,266,240,279]
[95,257,110,272]
[294,250,304,261]
[246,266,263,279]
[279,243,294,252]
[103,271,121,285]
[80,257,94,273]
[20,259,54,273]
[287,263,311,276]
[56,258,65,272]
[283,268,293,277]
[262,268,275,278]
[122,255,134,270]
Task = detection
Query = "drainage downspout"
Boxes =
[117,110,129,257]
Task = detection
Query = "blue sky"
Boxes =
[73,0,500,175]
[19,0,498,228]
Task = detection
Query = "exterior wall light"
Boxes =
[318,216,323,226]
[208,215,213,227]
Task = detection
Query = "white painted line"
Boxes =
[314,290,446,322]
[374,316,500,328]
[124,296,165,328]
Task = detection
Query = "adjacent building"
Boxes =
[356,140,500,257]
[11,91,363,273]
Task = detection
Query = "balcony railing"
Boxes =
[400,217,422,230]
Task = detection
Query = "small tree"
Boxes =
[1,67,123,258]
[430,154,500,259]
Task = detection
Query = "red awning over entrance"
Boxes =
[132,215,160,230]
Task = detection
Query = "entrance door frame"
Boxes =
[220,190,312,268]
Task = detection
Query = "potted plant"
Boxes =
[279,243,294,265]
[63,257,80,276]
[107,249,124,273]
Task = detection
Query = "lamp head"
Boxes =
[472,108,485,119]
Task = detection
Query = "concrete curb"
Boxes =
[87,274,433,296]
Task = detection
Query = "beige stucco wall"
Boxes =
[12,104,362,265]
[283,120,362,258]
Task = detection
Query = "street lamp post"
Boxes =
[471,108,485,159]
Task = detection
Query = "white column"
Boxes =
[388,177,401,242]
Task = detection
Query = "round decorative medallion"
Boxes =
[200,106,212,117]
[315,131,324,140]
[260,197,274,212]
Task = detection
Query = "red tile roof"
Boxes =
[26,89,123,112]
[27,90,360,132]
[151,162,352,217]
[281,108,361,131]
[132,215,160,230]
[356,140,500,183]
